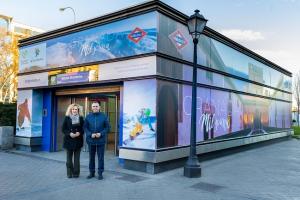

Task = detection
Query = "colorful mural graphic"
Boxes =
[122,79,156,149]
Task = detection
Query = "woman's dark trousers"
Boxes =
[66,149,81,177]
[88,144,105,175]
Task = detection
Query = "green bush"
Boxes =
[293,126,300,135]
[0,103,16,128]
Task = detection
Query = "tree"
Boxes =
[0,28,16,103]
[294,71,300,127]
[0,27,28,103]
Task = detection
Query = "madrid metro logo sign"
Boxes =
[169,30,188,49]
[128,27,147,43]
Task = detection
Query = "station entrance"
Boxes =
[54,86,120,155]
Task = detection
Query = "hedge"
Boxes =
[293,126,300,135]
[0,103,16,128]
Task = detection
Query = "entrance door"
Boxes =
[55,92,119,155]
[55,96,71,151]
[86,95,119,155]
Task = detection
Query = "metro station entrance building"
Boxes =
[15,1,292,173]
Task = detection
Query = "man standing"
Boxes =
[84,101,110,180]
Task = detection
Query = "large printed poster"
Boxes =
[19,12,157,73]
[122,79,156,149]
[156,80,291,149]
[16,90,32,137]
[16,90,43,137]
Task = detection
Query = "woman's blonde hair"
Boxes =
[65,103,84,116]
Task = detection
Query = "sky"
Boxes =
[0,0,299,76]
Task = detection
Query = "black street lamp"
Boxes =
[184,10,208,178]
[59,7,76,24]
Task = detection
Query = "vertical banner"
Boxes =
[31,91,43,137]
[122,79,156,149]
[16,90,33,137]
[16,90,43,137]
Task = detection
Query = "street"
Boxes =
[1,139,300,200]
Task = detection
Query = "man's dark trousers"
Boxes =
[88,144,105,175]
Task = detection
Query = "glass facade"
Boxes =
[157,13,292,93]
[156,13,292,149]
[157,58,292,102]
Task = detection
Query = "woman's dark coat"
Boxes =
[62,116,84,150]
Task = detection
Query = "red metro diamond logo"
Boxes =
[128,27,147,43]
[169,30,188,49]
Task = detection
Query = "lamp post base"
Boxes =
[184,163,201,178]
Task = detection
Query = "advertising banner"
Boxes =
[16,90,43,137]
[16,90,33,137]
[122,79,156,149]
[19,43,46,73]
[19,12,157,73]
[18,72,49,88]
[156,80,291,149]
[98,56,156,81]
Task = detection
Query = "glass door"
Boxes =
[55,93,119,155]
[55,96,72,151]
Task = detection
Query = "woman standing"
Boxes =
[62,103,84,178]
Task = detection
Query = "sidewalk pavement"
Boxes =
[1,138,300,200]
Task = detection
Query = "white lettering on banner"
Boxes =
[183,96,207,116]
[200,113,214,133]
[183,95,230,132]
[80,42,95,57]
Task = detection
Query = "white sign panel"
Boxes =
[18,72,48,88]
[98,56,156,81]
[19,43,47,73]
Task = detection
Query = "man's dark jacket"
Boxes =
[84,112,110,145]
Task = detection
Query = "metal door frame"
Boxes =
[53,85,121,155]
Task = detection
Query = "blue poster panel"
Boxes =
[31,90,43,137]
[122,79,156,149]
[56,71,90,84]
[19,12,157,73]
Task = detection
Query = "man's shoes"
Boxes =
[86,173,95,179]
[67,174,73,178]
[73,174,79,178]
[98,174,103,180]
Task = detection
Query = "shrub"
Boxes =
[293,126,300,135]
[0,103,16,128]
